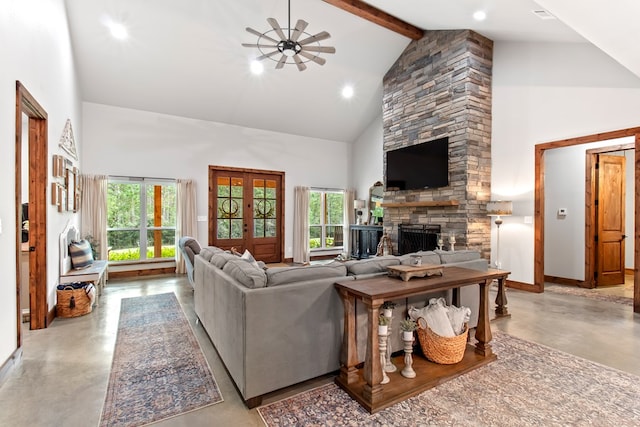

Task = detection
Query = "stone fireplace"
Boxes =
[382,30,493,258]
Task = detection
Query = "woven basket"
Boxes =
[416,318,468,365]
[56,285,93,318]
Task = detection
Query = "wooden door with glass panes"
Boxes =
[209,166,283,263]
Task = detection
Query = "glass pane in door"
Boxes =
[253,179,277,238]
[217,176,243,239]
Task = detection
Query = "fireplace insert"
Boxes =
[398,224,441,255]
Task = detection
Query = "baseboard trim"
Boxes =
[544,275,584,287]
[625,268,635,275]
[109,267,176,279]
[506,279,542,293]
[47,306,56,326]
[0,347,22,387]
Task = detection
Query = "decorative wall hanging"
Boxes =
[58,118,78,160]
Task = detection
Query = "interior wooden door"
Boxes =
[209,166,283,263]
[596,154,626,286]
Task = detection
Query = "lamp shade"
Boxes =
[486,200,512,216]
[354,199,366,209]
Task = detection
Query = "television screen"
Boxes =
[385,137,449,190]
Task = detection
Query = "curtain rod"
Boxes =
[109,175,176,182]
[310,186,344,192]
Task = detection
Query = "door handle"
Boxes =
[621,234,627,240]
[29,246,36,252]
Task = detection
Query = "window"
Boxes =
[309,190,344,251]
[107,178,176,262]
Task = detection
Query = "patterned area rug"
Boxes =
[258,332,640,426]
[100,292,223,426]
[544,283,633,306]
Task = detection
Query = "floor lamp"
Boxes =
[487,200,512,269]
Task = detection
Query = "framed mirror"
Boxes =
[368,181,384,225]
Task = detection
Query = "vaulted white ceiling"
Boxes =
[64,0,638,143]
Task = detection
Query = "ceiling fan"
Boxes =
[242,0,336,71]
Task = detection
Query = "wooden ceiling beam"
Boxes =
[322,0,423,40]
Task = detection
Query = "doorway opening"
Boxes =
[534,127,640,313]
[15,81,49,340]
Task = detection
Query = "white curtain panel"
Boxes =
[176,179,197,274]
[80,175,108,262]
[344,189,356,256]
[293,186,310,264]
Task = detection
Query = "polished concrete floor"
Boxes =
[0,274,638,427]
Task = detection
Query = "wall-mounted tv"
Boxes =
[385,137,449,191]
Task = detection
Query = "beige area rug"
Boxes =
[258,332,640,426]
[544,283,633,306]
[99,292,223,427]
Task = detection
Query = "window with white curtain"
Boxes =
[107,177,176,262]
[309,189,345,251]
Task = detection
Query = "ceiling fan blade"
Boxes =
[246,27,280,44]
[298,50,326,66]
[256,49,281,61]
[267,18,287,41]
[276,55,287,69]
[293,54,307,71]
[301,45,336,54]
[242,43,278,48]
[298,31,331,46]
[290,19,308,42]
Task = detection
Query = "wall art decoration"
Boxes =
[58,118,78,160]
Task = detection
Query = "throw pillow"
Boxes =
[69,239,94,269]
[241,249,262,270]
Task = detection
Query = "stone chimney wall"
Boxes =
[382,30,493,257]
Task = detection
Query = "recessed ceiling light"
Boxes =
[473,11,487,21]
[341,85,354,99]
[250,60,264,75]
[101,16,129,40]
[109,23,128,39]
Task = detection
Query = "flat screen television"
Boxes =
[385,137,449,190]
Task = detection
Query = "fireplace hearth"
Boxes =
[398,224,441,255]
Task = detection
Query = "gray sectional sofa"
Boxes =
[193,247,487,408]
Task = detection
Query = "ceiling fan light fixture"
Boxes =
[242,0,335,71]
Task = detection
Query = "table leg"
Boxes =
[338,289,359,385]
[362,299,384,405]
[495,277,510,317]
[474,279,493,357]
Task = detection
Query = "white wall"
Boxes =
[0,0,82,366]
[492,41,640,284]
[81,103,350,258]
[544,139,634,280]
[351,115,384,221]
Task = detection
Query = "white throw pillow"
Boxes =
[241,249,261,270]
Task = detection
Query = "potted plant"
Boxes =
[378,314,391,336]
[381,301,397,318]
[400,318,417,341]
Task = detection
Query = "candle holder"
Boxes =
[378,328,390,384]
[437,234,444,251]
[401,335,416,378]
[448,233,456,252]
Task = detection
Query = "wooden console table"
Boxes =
[334,267,510,413]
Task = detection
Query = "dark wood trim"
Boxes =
[15,82,48,340]
[626,268,634,275]
[534,127,640,313]
[108,267,176,279]
[506,279,542,293]
[543,275,584,287]
[322,0,423,40]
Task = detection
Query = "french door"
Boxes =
[208,166,284,263]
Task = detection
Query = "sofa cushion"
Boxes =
[437,250,481,264]
[199,246,224,262]
[266,263,347,287]
[345,256,400,276]
[399,251,441,266]
[222,258,267,289]
[69,239,93,269]
[210,252,239,269]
